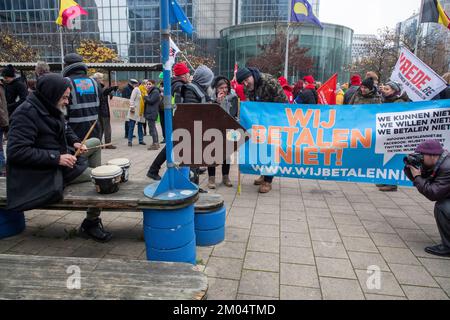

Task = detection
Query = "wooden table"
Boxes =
[0,254,208,300]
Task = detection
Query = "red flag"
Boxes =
[317,73,338,105]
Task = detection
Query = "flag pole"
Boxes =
[284,0,293,79]
[59,26,65,71]
[237,99,241,196]
[414,0,424,55]
[180,52,196,71]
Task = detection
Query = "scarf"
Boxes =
[138,84,147,116]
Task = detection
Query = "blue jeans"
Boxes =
[0,128,4,176]
[128,120,143,143]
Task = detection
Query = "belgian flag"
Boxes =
[420,0,450,30]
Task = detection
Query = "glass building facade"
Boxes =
[0,0,193,64]
[238,0,320,24]
[219,21,353,83]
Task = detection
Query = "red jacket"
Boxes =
[231,80,246,101]
[278,77,294,104]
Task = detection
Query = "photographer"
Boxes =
[404,140,450,257]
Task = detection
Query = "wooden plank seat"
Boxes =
[0,254,208,300]
[0,178,198,211]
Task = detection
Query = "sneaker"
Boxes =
[258,182,272,194]
[105,145,117,150]
[128,142,132,147]
[208,176,216,189]
[139,142,147,146]
[254,176,265,186]
[222,175,233,187]
[79,218,112,243]
[147,172,161,181]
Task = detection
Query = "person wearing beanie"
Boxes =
[236,66,288,194]
[381,81,409,104]
[348,77,382,105]
[1,64,28,117]
[6,74,111,242]
[296,75,318,105]
[404,139,450,257]
[62,52,101,141]
[344,74,362,104]
[146,62,192,181]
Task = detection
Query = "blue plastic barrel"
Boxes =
[143,204,196,265]
[195,205,226,247]
[0,210,25,239]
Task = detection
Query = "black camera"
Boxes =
[403,153,424,169]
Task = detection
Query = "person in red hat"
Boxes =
[344,74,362,104]
[296,75,318,104]
[278,76,294,104]
[404,139,450,257]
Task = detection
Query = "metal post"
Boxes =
[59,27,65,71]
[161,0,175,189]
[284,0,292,79]
[414,0,424,55]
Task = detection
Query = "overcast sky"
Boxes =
[320,0,422,34]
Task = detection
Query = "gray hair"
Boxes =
[35,61,50,77]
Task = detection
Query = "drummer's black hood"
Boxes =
[34,73,71,115]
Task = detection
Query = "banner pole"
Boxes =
[237,99,241,196]
[284,0,292,79]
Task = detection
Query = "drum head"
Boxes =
[91,165,122,178]
[107,158,131,167]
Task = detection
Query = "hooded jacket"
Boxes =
[62,61,100,139]
[6,74,88,211]
[383,91,410,103]
[4,77,28,116]
[243,68,287,103]
[0,83,8,128]
[181,65,214,103]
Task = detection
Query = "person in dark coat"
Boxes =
[146,63,191,181]
[1,64,28,117]
[349,77,382,105]
[404,140,450,257]
[0,81,8,176]
[121,79,138,138]
[144,80,161,151]
[6,73,112,243]
[344,74,362,105]
[296,75,318,105]
[92,73,118,149]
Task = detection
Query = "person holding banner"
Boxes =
[236,67,288,193]
[349,77,382,105]
[296,75,318,105]
[344,74,361,104]
[404,140,450,257]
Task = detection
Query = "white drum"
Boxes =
[91,165,123,194]
[107,158,131,183]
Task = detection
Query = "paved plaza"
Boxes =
[1,121,449,300]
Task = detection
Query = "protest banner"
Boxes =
[109,97,130,122]
[238,100,450,186]
[390,47,447,101]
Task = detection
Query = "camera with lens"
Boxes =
[403,153,424,169]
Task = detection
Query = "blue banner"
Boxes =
[238,100,450,186]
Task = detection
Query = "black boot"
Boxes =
[79,218,112,243]
[425,244,450,257]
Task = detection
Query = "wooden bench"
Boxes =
[0,178,198,211]
[0,254,208,300]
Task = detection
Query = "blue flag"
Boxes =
[290,0,323,29]
[169,0,194,35]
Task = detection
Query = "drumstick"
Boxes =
[75,120,98,157]
[86,143,113,150]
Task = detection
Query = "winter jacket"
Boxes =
[344,85,359,105]
[349,88,382,105]
[98,83,118,118]
[62,62,100,139]
[121,84,134,99]
[6,92,88,211]
[438,86,450,100]
[4,77,28,116]
[172,77,187,104]
[0,83,8,128]
[405,152,450,202]
[127,86,146,123]
[336,90,344,105]
[296,86,318,105]
[144,86,161,121]
[382,92,410,104]
[211,76,239,118]
[243,68,288,103]
[181,81,212,104]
